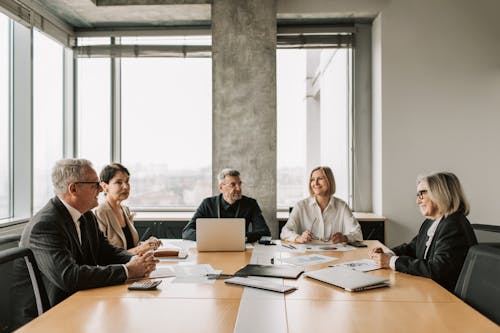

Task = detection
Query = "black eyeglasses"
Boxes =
[416,190,428,200]
[223,182,242,189]
[76,181,101,190]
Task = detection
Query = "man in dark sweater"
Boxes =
[182,168,270,243]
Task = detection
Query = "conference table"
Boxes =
[15,240,499,333]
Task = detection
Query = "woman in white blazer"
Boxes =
[95,163,161,255]
[280,166,362,244]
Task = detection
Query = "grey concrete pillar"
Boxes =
[212,0,278,237]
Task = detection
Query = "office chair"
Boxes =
[0,247,49,333]
[454,244,500,325]
[0,234,21,251]
[471,224,500,249]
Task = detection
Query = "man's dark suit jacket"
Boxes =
[182,194,271,243]
[392,211,477,291]
[12,196,132,328]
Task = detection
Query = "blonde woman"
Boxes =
[280,166,362,244]
[369,172,477,291]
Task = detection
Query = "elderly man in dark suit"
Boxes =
[13,158,157,328]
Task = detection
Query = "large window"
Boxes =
[121,57,212,208]
[277,50,307,207]
[316,49,351,202]
[0,13,10,219]
[33,29,64,212]
[77,57,111,171]
[75,36,213,209]
[277,48,352,207]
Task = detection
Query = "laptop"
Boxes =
[196,218,246,252]
[304,266,389,292]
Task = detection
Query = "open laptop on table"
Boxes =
[305,266,389,292]
[196,218,246,252]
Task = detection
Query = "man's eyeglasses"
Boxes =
[416,190,428,200]
[76,181,101,190]
[223,182,242,189]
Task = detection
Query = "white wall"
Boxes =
[280,0,500,246]
[374,0,500,246]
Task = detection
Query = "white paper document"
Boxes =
[304,243,355,252]
[159,239,196,252]
[279,254,338,267]
[172,264,221,284]
[148,264,221,282]
[148,265,176,279]
[173,264,218,276]
[279,243,305,253]
[332,259,381,272]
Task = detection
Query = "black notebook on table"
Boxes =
[234,264,304,279]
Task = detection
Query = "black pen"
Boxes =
[282,244,296,250]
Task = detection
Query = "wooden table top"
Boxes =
[15,240,499,333]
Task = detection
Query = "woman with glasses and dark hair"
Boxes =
[280,166,362,244]
[369,171,477,291]
[95,163,161,255]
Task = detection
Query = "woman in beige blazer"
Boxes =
[95,163,161,255]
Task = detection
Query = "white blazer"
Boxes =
[280,195,362,242]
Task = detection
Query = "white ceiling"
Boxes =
[31,0,378,32]
[34,0,211,29]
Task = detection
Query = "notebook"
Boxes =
[234,264,304,279]
[224,277,297,293]
[304,266,389,292]
[154,246,188,259]
[196,218,246,252]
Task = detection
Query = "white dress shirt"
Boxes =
[424,217,442,259]
[59,198,83,244]
[280,195,363,242]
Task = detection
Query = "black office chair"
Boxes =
[0,234,21,251]
[277,207,295,235]
[454,244,500,325]
[471,224,500,249]
[0,247,49,333]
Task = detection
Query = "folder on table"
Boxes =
[234,264,304,279]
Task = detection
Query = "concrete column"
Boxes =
[212,0,277,236]
[352,23,372,212]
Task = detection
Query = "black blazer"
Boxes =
[13,197,132,326]
[392,211,477,291]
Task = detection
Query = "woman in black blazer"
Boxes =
[369,172,477,291]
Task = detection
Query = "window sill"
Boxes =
[0,217,30,228]
[132,210,385,222]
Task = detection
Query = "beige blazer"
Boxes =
[95,201,139,250]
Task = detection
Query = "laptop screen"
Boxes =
[196,218,246,252]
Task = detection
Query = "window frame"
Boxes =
[75,34,213,211]
[0,13,11,220]
[275,22,372,210]
[0,18,372,225]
